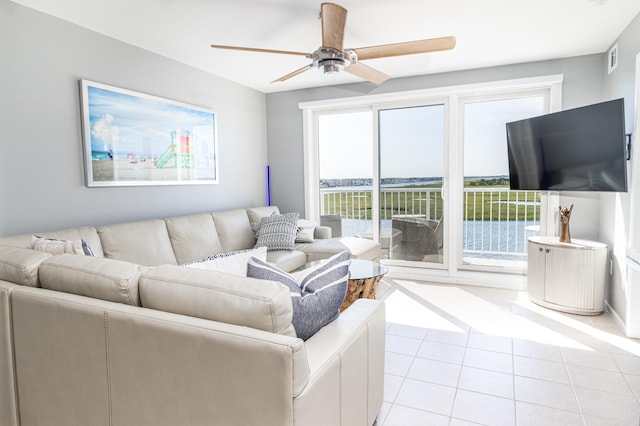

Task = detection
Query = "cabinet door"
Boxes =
[527,241,546,301]
[544,247,596,310]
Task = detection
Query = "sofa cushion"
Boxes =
[39,254,145,305]
[139,265,296,337]
[247,251,350,340]
[184,246,267,276]
[246,206,280,235]
[211,209,256,252]
[30,235,94,256]
[266,250,307,273]
[165,213,224,264]
[298,237,381,262]
[0,245,52,287]
[255,212,299,252]
[98,220,177,266]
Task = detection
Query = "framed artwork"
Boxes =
[79,80,218,187]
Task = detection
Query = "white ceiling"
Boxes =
[11,0,640,93]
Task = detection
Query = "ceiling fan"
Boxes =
[211,2,456,85]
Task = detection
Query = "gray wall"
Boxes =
[0,1,268,236]
[266,55,605,219]
[599,12,640,323]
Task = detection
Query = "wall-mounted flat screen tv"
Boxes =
[506,98,627,192]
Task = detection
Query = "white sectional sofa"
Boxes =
[0,206,384,426]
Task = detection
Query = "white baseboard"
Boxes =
[606,301,627,335]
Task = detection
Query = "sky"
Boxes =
[318,96,544,180]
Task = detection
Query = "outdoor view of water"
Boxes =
[321,180,443,192]
[340,218,540,257]
[463,220,540,254]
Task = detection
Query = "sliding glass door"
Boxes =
[460,94,546,271]
[305,76,560,280]
[379,104,446,265]
[315,95,547,272]
[317,110,374,239]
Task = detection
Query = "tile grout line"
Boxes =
[446,329,472,422]
[613,353,640,406]
[383,326,437,425]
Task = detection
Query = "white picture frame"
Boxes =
[80,80,218,187]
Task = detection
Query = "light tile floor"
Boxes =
[375,278,640,426]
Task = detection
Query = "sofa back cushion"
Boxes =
[165,213,224,264]
[211,209,255,252]
[98,220,177,266]
[139,265,296,337]
[246,206,280,235]
[39,254,145,306]
[0,246,52,287]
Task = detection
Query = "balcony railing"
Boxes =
[320,187,541,261]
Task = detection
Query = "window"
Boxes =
[461,95,547,270]
[301,75,563,283]
[318,110,373,238]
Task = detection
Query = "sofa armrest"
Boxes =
[313,225,332,240]
[293,299,385,426]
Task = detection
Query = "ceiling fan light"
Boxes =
[321,58,345,75]
[324,65,339,75]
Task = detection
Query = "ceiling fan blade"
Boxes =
[272,64,314,83]
[353,36,456,61]
[211,44,310,57]
[321,2,347,51]
[345,62,390,85]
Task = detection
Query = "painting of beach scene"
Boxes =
[80,80,217,186]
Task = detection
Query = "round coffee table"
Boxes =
[340,259,389,312]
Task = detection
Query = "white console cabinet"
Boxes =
[527,236,607,315]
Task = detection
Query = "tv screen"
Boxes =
[506,98,627,192]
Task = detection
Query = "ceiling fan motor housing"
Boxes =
[314,47,350,74]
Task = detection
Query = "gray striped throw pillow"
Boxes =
[247,251,350,340]
[254,212,299,251]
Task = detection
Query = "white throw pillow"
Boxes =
[184,246,267,277]
[30,235,94,256]
[296,219,316,243]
